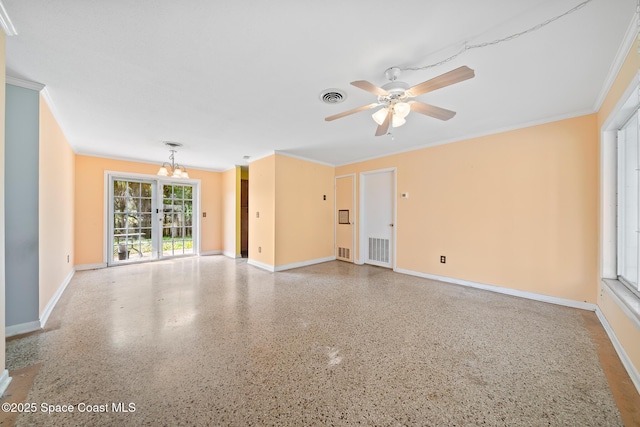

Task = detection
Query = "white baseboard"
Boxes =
[223,251,241,259]
[247,259,275,272]
[274,256,336,272]
[75,263,107,271]
[595,307,640,394]
[395,268,597,311]
[200,250,222,256]
[40,269,75,329]
[0,370,11,397]
[5,320,41,338]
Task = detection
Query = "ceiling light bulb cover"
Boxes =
[392,115,406,128]
[372,107,389,125]
[394,102,411,118]
[157,166,169,177]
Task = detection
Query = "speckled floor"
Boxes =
[4,257,623,425]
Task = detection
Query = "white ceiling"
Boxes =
[4,0,637,171]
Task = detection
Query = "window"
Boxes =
[618,109,640,292]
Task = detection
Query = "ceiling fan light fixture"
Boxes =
[328,66,475,136]
[393,102,411,118]
[392,115,406,128]
[372,107,389,125]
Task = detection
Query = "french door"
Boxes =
[108,175,198,265]
[161,183,194,257]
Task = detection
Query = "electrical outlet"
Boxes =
[67,254,69,263]
[323,194,326,200]
[401,192,409,198]
[256,211,260,218]
[258,246,262,253]
[440,255,446,263]
[203,212,207,218]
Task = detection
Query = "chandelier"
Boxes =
[157,142,189,178]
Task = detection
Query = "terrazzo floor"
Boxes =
[1,257,630,425]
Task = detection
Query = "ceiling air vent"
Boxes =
[320,88,346,104]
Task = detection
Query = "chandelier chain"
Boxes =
[398,0,594,72]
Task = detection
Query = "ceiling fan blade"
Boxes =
[406,66,475,97]
[325,103,379,121]
[409,101,456,121]
[375,109,392,136]
[351,80,390,97]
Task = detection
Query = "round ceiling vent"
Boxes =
[319,88,346,104]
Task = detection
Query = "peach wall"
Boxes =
[248,155,275,266]
[337,114,599,303]
[39,97,75,314]
[274,155,334,266]
[74,155,222,265]
[599,286,640,372]
[222,167,237,256]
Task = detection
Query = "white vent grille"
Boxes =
[368,238,389,263]
[338,247,350,260]
[319,88,347,104]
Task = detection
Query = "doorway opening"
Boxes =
[241,175,249,258]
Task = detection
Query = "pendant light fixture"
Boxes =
[157,142,189,178]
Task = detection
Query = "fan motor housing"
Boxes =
[379,81,410,103]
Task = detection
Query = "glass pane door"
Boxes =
[161,183,194,257]
[111,179,156,264]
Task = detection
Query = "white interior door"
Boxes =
[361,169,395,268]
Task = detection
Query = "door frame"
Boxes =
[358,167,397,269]
[104,171,202,266]
[334,173,356,262]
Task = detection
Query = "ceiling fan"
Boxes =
[325,65,475,136]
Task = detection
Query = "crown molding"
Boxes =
[6,76,45,91]
[593,13,639,112]
[0,1,16,36]
[245,151,276,164]
[273,150,335,167]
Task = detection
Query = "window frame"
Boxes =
[616,108,640,293]
[600,72,640,327]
